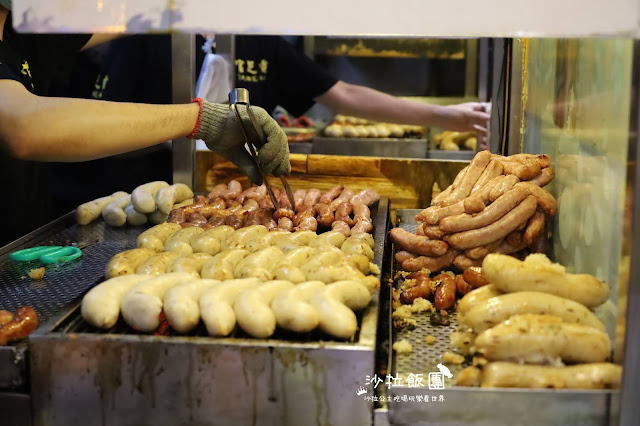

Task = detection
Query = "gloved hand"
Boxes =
[196,101,291,185]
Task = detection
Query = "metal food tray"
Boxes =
[0,212,145,391]
[27,199,391,426]
[385,209,619,426]
[304,137,429,159]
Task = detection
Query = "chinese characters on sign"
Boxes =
[235,58,269,83]
[359,371,447,402]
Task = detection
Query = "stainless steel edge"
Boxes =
[311,137,428,159]
[171,33,196,187]
[464,39,478,100]
[618,39,640,426]
[507,38,524,155]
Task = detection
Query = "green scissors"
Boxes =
[9,246,82,264]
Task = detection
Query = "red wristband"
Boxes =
[187,98,204,139]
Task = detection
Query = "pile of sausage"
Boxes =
[453,253,620,389]
[86,231,380,340]
[167,180,380,235]
[0,306,38,345]
[397,266,489,312]
[77,181,195,227]
[391,150,556,273]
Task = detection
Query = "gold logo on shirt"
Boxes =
[235,58,268,83]
[21,60,34,90]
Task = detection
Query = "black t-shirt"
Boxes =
[0,12,90,245]
[234,36,338,116]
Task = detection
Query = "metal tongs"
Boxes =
[229,88,295,211]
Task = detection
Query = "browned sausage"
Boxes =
[263,218,278,231]
[0,306,38,345]
[455,274,474,296]
[293,189,307,210]
[465,238,504,260]
[314,203,335,227]
[0,310,13,326]
[495,235,528,255]
[294,216,318,232]
[531,229,548,254]
[431,184,452,207]
[239,199,260,215]
[445,196,537,250]
[167,208,186,224]
[350,189,381,206]
[422,224,445,240]
[441,151,492,206]
[330,189,354,211]
[400,271,431,304]
[389,228,449,256]
[351,204,372,233]
[434,274,457,310]
[472,160,504,193]
[528,167,555,187]
[302,189,322,211]
[335,202,355,227]
[276,190,293,209]
[416,223,426,236]
[352,219,373,234]
[319,186,344,205]
[506,231,523,247]
[225,180,243,200]
[453,254,483,270]
[186,212,207,227]
[274,208,295,221]
[402,250,459,272]
[224,214,244,229]
[194,195,208,204]
[417,201,466,225]
[465,175,505,214]
[207,183,228,200]
[489,175,520,202]
[514,182,557,216]
[508,153,552,169]
[237,186,257,204]
[353,203,371,221]
[225,199,243,211]
[395,250,418,264]
[277,217,294,232]
[293,210,315,226]
[207,214,226,227]
[499,157,542,180]
[440,186,529,233]
[462,267,491,288]
[331,221,351,237]
[463,197,486,214]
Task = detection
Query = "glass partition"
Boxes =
[520,38,634,351]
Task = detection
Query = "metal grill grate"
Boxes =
[0,214,142,324]
[391,210,467,379]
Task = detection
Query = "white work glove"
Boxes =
[196,101,291,185]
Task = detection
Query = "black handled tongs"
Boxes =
[228,88,295,211]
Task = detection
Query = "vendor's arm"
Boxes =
[315,81,490,134]
[0,81,289,182]
[0,79,198,161]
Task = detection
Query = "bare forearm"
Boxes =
[1,91,198,161]
[316,81,446,126]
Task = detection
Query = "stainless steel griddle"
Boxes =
[25,199,390,426]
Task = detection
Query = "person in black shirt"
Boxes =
[232,36,489,133]
[88,35,489,134]
[0,6,290,245]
